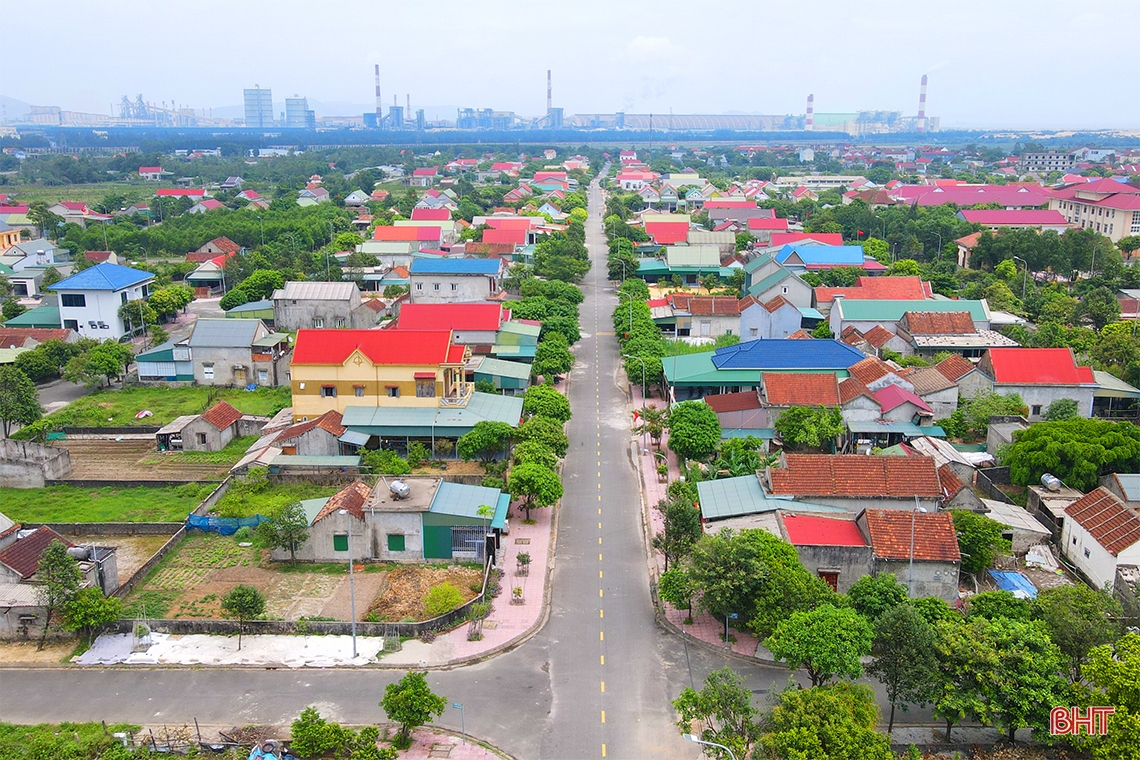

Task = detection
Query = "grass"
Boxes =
[0,483,211,523]
[210,476,341,519]
[19,385,290,433]
[3,181,150,207]
[141,435,260,465]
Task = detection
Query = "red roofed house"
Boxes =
[977,347,1095,420]
[83,250,118,265]
[856,508,961,600]
[814,276,934,316]
[765,453,943,512]
[194,236,243,257]
[371,225,444,250]
[269,410,347,457]
[956,209,1070,233]
[1049,177,1140,243]
[410,167,439,187]
[189,198,225,214]
[482,227,527,247]
[643,213,691,245]
[703,390,767,432]
[156,188,207,199]
[767,232,844,248]
[396,303,507,348]
[167,400,267,453]
[1061,487,1140,589]
[138,166,165,181]
[762,372,840,424]
[872,384,933,424]
[0,327,78,348]
[668,294,741,339]
[410,207,451,222]
[289,329,470,420]
[779,514,872,593]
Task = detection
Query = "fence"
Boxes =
[187,514,269,536]
[114,526,187,599]
[23,522,183,537]
[192,475,233,516]
[974,466,1015,504]
[62,426,161,436]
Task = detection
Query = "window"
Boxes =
[387,386,400,398]
[451,283,458,291]
[202,363,215,381]
[121,292,129,304]
[313,317,324,328]
[1083,547,1091,558]
[782,286,788,294]
[387,534,406,552]
[60,293,86,308]
[415,283,423,291]
[433,282,441,291]
[333,534,349,552]
[416,379,436,397]
[258,370,268,384]
[63,319,79,331]
[750,327,758,336]
[334,317,346,328]
[1031,405,1042,416]
[321,385,337,398]
[196,433,207,444]
[354,385,365,398]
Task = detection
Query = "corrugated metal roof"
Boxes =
[272,281,360,301]
[429,482,509,528]
[665,245,722,269]
[712,338,865,371]
[341,392,523,434]
[187,319,261,347]
[474,357,532,380]
[837,299,989,322]
[410,258,502,275]
[50,262,152,292]
[696,475,772,520]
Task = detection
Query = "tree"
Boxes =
[40,266,63,288]
[2,297,27,320]
[512,440,558,470]
[984,280,1020,313]
[773,405,844,451]
[522,384,571,423]
[761,682,892,760]
[672,667,761,760]
[540,315,581,346]
[514,416,568,457]
[950,510,1010,576]
[258,501,310,565]
[1083,633,1140,760]
[1001,418,1140,491]
[966,590,1031,621]
[766,605,873,687]
[911,595,958,625]
[658,567,696,622]
[532,339,574,380]
[667,400,721,462]
[1044,397,1080,421]
[456,421,514,464]
[1032,584,1122,681]
[34,540,82,650]
[0,365,42,436]
[636,405,668,448]
[868,604,939,732]
[380,671,447,749]
[811,321,834,339]
[507,462,563,520]
[957,391,1027,438]
[65,341,133,388]
[712,437,773,478]
[651,495,702,571]
[848,572,908,621]
[63,588,123,642]
[221,584,265,650]
[1074,287,1121,330]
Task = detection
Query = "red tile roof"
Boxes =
[704,390,762,413]
[671,295,741,315]
[206,236,242,254]
[935,354,977,382]
[274,411,346,444]
[292,329,459,366]
[0,527,74,579]
[787,329,814,339]
[84,251,113,263]
[372,226,442,242]
[644,221,690,245]
[873,384,932,414]
[201,401,243,431]
[411,208,451,221]
[483,228,527,246]
[863,509,961,562]
[138,166,162,173]
[981,348,1094,386]
[815,276,934,304]
[412,167,438,176]
[839,377,878,405]
[397,303,504,332]
[938,464,966,499]
[782,514,867,546]
[958,209,1068,226]
[761,295,795,313]
[863,325,896,348]
[770,454,941,498]
[903,311,976,335]
[0,328,72,346]
[156,188,206,197]
[847,357,897,385]
[764,373,839,406]
[313,481,373,523]
[1064,488,1140,556]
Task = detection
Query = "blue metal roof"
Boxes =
[711,338,865,370]
[988,570,1037,599]
[410,258,501,275]
[50,262,153,292]
[775,244,865,266]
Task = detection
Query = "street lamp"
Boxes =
[257,216,265,247]
[337,509,358,658]
[284,233,297,260]
[934,231,943,262]
[908,504,929,597]
[1012,255,1029,301]
[683,733,738,760]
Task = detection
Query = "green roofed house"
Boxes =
[270,477,511,563]
[224,299,275,323]
[493,321,540,364]
[340,391,523,451]
[2,304,61,329]
[695,473,846,532]
[471,356,531,395]
[829,297,991,338]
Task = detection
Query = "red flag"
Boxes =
[632,411,641,422]
[857,229,864,236]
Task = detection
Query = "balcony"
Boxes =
[440,382,474,408]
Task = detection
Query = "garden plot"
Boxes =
[367,565,482,621]
[56,439,231,482]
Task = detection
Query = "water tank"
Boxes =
[390,480,411,500]
[1041,473,1062,492]
[67,546,91,560]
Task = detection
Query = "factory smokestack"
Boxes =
[406,94,410,114]
[918,74,928,134]
[547,69,552,114]
[374,64,382,118]
[805,94,814,131]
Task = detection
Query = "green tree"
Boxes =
[773,405,844,451]
[1083,633,1140,760]
[532,339,574,380]
[967,590,1031,621]
[514,416,568,457]
[667,400,721,462]
[512,440,558,470]
[380,671,447,749]
[522,383,571,423]
[1001,418,1140,491]
[960,391,1027,437]
[636,404,668,448]
[651,495,702,571]
[540,315,581,346]
[40,266,63,288]
[0,365,43,436]
[867,603,939,732]
[980,618,1068,743]
[950,510,1010,576]
[659,566,696,622]
[1044,397,1080,421]
[766,605,873,687]
[289,706,357,759]
[932,619,989,740]
[984,280,1020,313]
[811,321,834,339]
[258,500,310,565]
[911,595,958,625]
[456,421,514,464]
[2,297,27,320]
[1074,287,1121,330]
[221,584,265,650]
[761,682,893,760]
[672,666,761,760]
[848,572,908,621]
[1032,584,1123,681]
[34,540,82,650]
[507,462,563,520]
[63,588,123,642]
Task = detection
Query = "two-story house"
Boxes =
[409,258,504,304]
[272,281,376,332]
[48,262,153,340]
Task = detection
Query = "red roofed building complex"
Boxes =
[396,303,507,348]
[1049,178,1140,243]
[977,347,1096,420]
[289,329,470,419]
[410,167,439,187]
[956,209,1070,233]
[482,227,527,247]
[857,508,961,600]
[410,208,451,222]
[1061,487,1140,588]
[766,454,942,511]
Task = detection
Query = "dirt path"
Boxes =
[320,572,390,622]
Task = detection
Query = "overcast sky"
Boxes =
[7,0,1138,130]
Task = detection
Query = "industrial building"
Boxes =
[243,86,273,129]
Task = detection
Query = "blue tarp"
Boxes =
[988,570,1038,599]
[188,514,270,536]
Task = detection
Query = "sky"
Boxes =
[6,0,1139,130]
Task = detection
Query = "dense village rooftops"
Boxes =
[957,209,1068,226]
[769,454,942,498]
[292,329,462,365]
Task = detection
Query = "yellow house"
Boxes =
[0,222,20,250]
[290,329,472,421]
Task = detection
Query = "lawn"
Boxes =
[21,385,291,432]
[210,472,341,518]
[3,181,151,208]
[0,483,211,523]
[140,435,259,465]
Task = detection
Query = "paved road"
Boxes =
[35,377,94,415]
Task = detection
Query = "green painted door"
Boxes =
[423,525,452,559]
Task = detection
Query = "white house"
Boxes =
[739,295,803,340]
[1061,487,1140,589]
[409,258,504,304]
[48,262,154,340]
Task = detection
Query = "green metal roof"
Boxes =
[136,339,178,362]
[499,321,541,338]
[474,357,532,381]
[662,352,761,386]
[251,332,289,348]
[491,344,537,360]
[747,268,795,297]
[341,392,524,436]
[798,307,824,320]
[836,299,988,322]
[0,347,31,363]
[744,253,775,274]
[665,245,721,269]
[3,305,60,328]
[429,482,509,529]
[300,497,331,526]
[1093,369,1140,399]
[696,475,770,520]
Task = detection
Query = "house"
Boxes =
[220,176,244,190]
[272,281,377,331]
[372,225,444,251]
[137,318,290,386]
[410,167,439,187]
[1061,487,1140,589]
[0,239,59,271]
[0,327,77,349]
[934,353,990,399]
[896,311,1019,359]
[765,454,943,513]
[344,190,371,206]
[1049,178,1140,243]
[667,294,741,339]
[739,295,803,340]
[829,297,991,340]
[275,478,510,563]
[224,299,276,324]
[857,508,961,601]
[900,365,959,420]
[155,401,268,453]
[470,356,531,396]
[814,276,934,318]
[185,255,231,294]
[955,209,1070,233]
[296,187,330,206]
[642,213,691,245]
[980,499,1051,555]
[762,372,840,428]
[694,473,848,533]
[775,244,886,273]
[48,263,153,340]
[408,258,503,304]
[779,514,873,594]
[492,321,540,363]
[266,411,347,457]
[188,199,225,214]
[891,183,1052,210]
[155,188,208,200]
[1100,473,1140,508]
[396,303,507,349]
[137,166,165,181]
[743,255,813,308]
[767,232,844,248]
[411,207,451,222]
[704,390,767,433]
[977,347,1096,420]
[190,237,242,259]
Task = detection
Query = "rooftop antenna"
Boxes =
[374,64,382,120]
[805,94,814,131]
[917,74,928,134]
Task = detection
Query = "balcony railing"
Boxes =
[439,382,474,407]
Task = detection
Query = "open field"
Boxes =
[56,438,233,481]
[1,182,152,207]
[367,565,482,622]
[0,483,209,523]
[17,386,290,433]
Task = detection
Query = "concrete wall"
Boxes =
[274,297,361,332]
[998,385,1095,421]
[792,544,873,593]
[179,418,234,452]
[922,386,959,421]
[957,370,993,400]
[804,495,942,513]
[1060,515,1140,589]
[191,345,254,386]
[875,558,959,601]
[410,275,499,303]
[0,440,71,488]
[740,303,802,340]
[715,408,769,430]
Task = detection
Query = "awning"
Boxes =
[917,425,946,437]
[414,372,437,379]
[846,420,925,436]
[1093,370,1140,399]
[721,428,775,439]
[339,430,370,446]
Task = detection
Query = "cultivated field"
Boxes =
[56,439,233,481]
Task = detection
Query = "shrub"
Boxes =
[406,441,429,468]
[422,582,464,618]
[481,476,505,490]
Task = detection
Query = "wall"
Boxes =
[803,495,942,513]
[191,345,253,386]
[114,526,186,599]
[274,297,357,332]
[179,417,232,452]
[755,277,812,309]
[956,371,993,400]
[58,283,148,340]
[792,544,873,593]
[1060,516,1140,589]
[876,558,959,601]
[715,408,769,430]
[999,384,1094,421]
[25,522,183,536]
[922,386,958,421]
[410,274,498,304]
[0,439,72,488]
